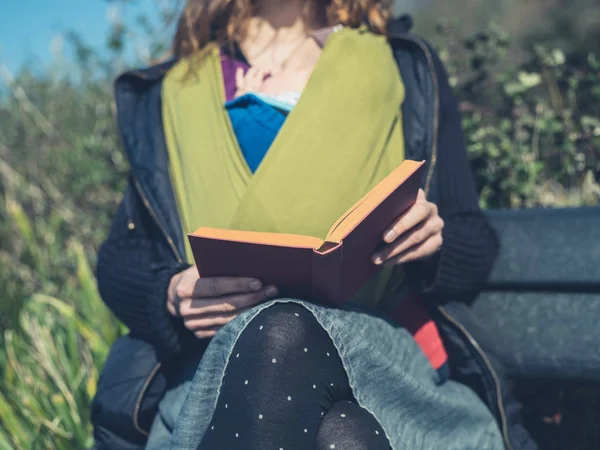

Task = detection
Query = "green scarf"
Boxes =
[163,27,406,306]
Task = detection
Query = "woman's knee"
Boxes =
[228,303,348,390]
[239,303,322,357]
[316,401,389,450]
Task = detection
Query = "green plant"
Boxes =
[434,21,600,208]
[0,54,124,449]
[0,237,119,449]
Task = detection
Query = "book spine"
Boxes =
[312,242,344,306]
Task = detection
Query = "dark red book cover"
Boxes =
[189,160,425,306]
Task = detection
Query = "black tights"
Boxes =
[199,303,390,450]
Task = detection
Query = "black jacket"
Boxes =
[92,16,537,450]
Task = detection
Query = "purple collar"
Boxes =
[220,55,249,102]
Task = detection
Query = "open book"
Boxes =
[189,160,425,306]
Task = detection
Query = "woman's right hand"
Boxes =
[167,266,278,339]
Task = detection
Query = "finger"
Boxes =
[181,286,278,316]
[260,67,272,80]
[374,221,428,264]
[183,308,246,331]
[194,327,220,339]
[250,66,267,84]
[191,277,264,298]
[167,300,176,317]
[245,70,264,91]
[244,66,257,79]
[235,67,245,89]
[244,67,261,89]
[383,201,433,243]
[383,233,443,266]
[172,265,202,300]
[374,216,444,264]
[267,65,281,76]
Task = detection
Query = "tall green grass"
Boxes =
[0,42,126,447]
[0,194,120,450]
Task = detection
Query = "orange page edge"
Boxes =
[189,227,325,250]
[325,160,424,243]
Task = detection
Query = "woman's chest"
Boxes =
[259,68,311,96]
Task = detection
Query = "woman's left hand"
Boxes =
[372,189,444,266]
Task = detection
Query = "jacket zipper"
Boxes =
[113,80,184,264]
[438,306,514,450]
[133,362,163,437]
[131,177,184,263]
[389,34,439,195]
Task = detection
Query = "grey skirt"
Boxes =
[147,299,504,450]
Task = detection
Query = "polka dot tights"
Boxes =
[199,303,390,450]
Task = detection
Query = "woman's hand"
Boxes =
[167,266,278,339]
[372,189,444,266]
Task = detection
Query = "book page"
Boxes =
[325,160,424,243]
[191,227,324,249]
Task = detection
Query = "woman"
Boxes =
[92,0,538,449]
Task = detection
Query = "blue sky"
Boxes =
[0,1,421,74]
[0,0,161,73]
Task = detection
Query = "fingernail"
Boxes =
[266,286,278,297]
[372,255,382,265]
[383,230,396,243]
[250,280,262,291]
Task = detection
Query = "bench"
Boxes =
[472,206,600,448]
[473,206,600,381]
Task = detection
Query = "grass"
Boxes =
[0,194,120,450]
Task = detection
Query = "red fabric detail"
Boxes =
[389,294,448,370]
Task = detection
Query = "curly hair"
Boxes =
[173,0,394,59]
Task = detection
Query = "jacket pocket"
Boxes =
[91,335,169,448]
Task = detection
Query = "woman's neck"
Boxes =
[242,0,326,52]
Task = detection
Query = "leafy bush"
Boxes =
[433,21,600,208]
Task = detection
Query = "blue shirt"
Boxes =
[225,94,288,173]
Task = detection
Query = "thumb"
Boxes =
[235,67,245,89]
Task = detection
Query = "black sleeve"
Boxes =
[96,178,193,358]
[409,46,499,303]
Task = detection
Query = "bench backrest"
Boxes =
[486,207,600,292]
